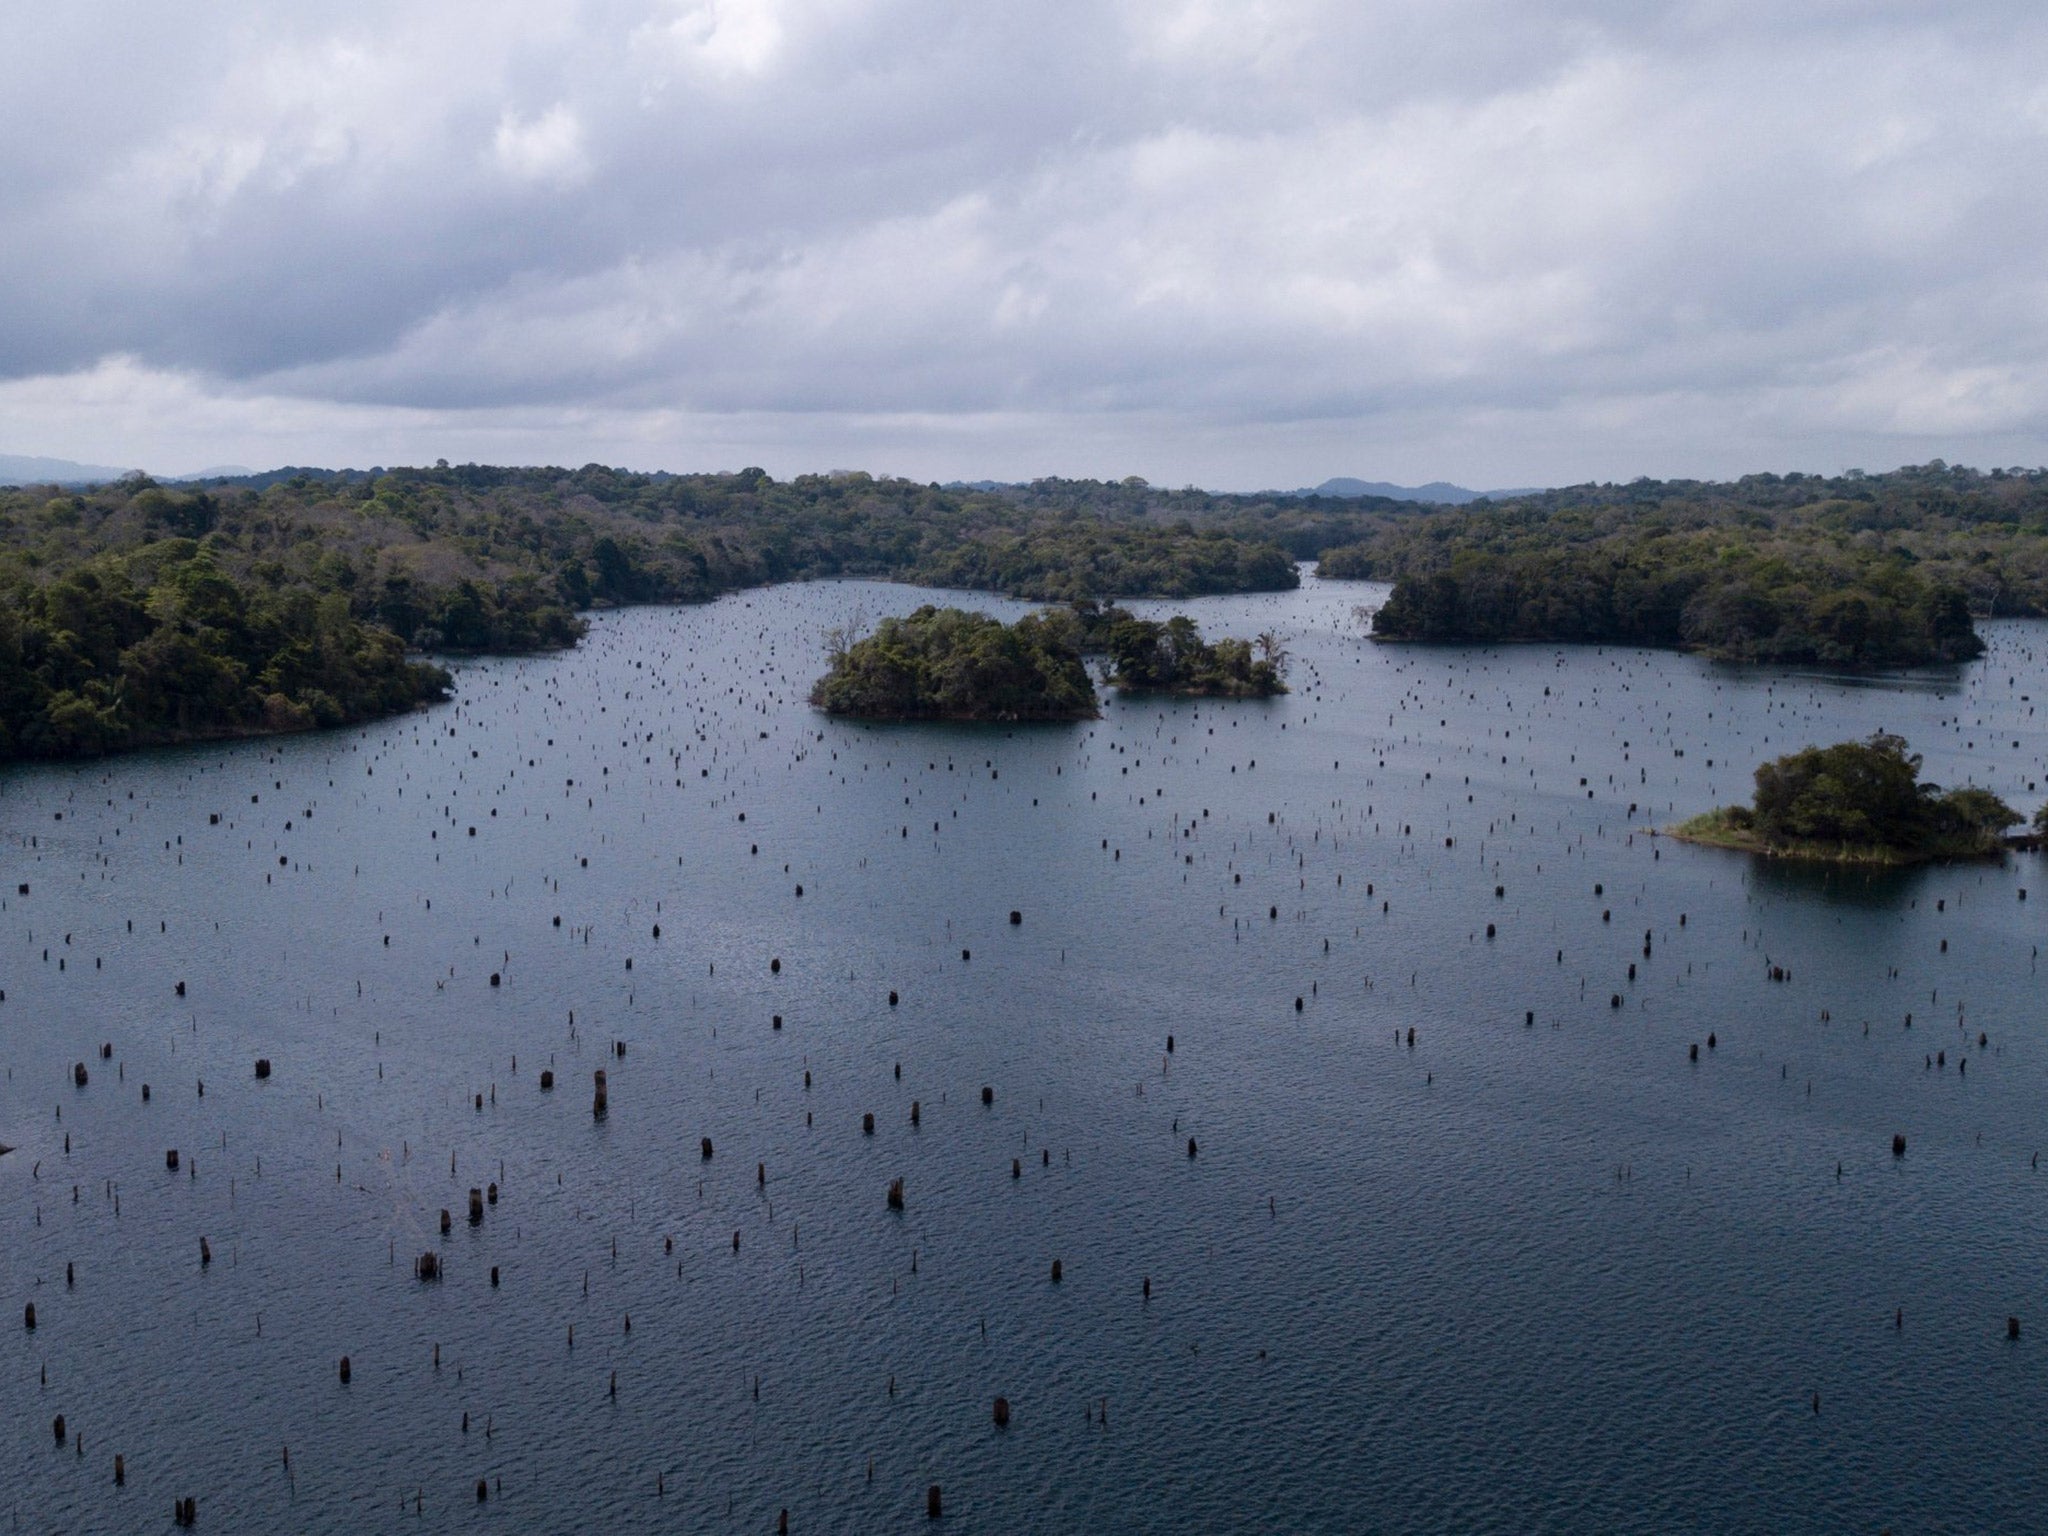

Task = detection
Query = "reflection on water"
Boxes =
[1741,852,1932,911]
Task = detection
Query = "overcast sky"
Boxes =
[4,0,2045,486]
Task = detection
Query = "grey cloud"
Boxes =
[4,0,2046,482]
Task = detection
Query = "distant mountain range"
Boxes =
[0,452,254,486]
[0,452,138,486]
[946,476,1544,503]
[1283,477,1544,504]
[3,456,1536,504]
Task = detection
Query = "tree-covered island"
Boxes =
[1049,603,1287,697]
[1672,733,2023,864]
[808,607,1100,721]
[808,603,1288,720]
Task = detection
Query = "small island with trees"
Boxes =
[1083,607,1287,698]
[809,602,1287,721]
[809,606,1100,721]
[1671,733,2030,864]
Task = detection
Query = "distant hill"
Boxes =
[0,452,138,486]
[1288,477,1546,504]
[948,476,1545,504]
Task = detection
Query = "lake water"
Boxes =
[4,571,2046,1534]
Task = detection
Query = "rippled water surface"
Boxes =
[5,573,2047,1533]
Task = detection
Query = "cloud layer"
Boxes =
[6,1,2047,483]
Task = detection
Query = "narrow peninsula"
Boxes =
[1672,734,2024,864]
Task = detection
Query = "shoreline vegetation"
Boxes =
[7,458,2048,758]
[808,603,1287,722]
[1321,461,2048,667]
[0,465,1311,761]
[1668,734,2030,865]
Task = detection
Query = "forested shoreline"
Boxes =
[7,458,2048,758]
[0,466,1301,759]
[1322,462,2048,665]
[1359,540,1982,664]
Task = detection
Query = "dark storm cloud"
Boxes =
[3,0,2045,482]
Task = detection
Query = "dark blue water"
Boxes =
[4,572,2045,1533]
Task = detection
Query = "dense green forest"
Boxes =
[1321,462,2048,665]
[0,545,449,758]
[0,466,1303,758]
[1675,733,2021,862]
[1360,539,1981,664]
[8,458,2048,757]
[808,606,1098,721]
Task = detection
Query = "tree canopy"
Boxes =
[0,544,448,758]
[12,458,2048,754]
[1096,613,1287,697]
[1678,733,2020,860]
[1315,460,2048,664]
[0,467,1303,757]
[808,606,1099,721]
